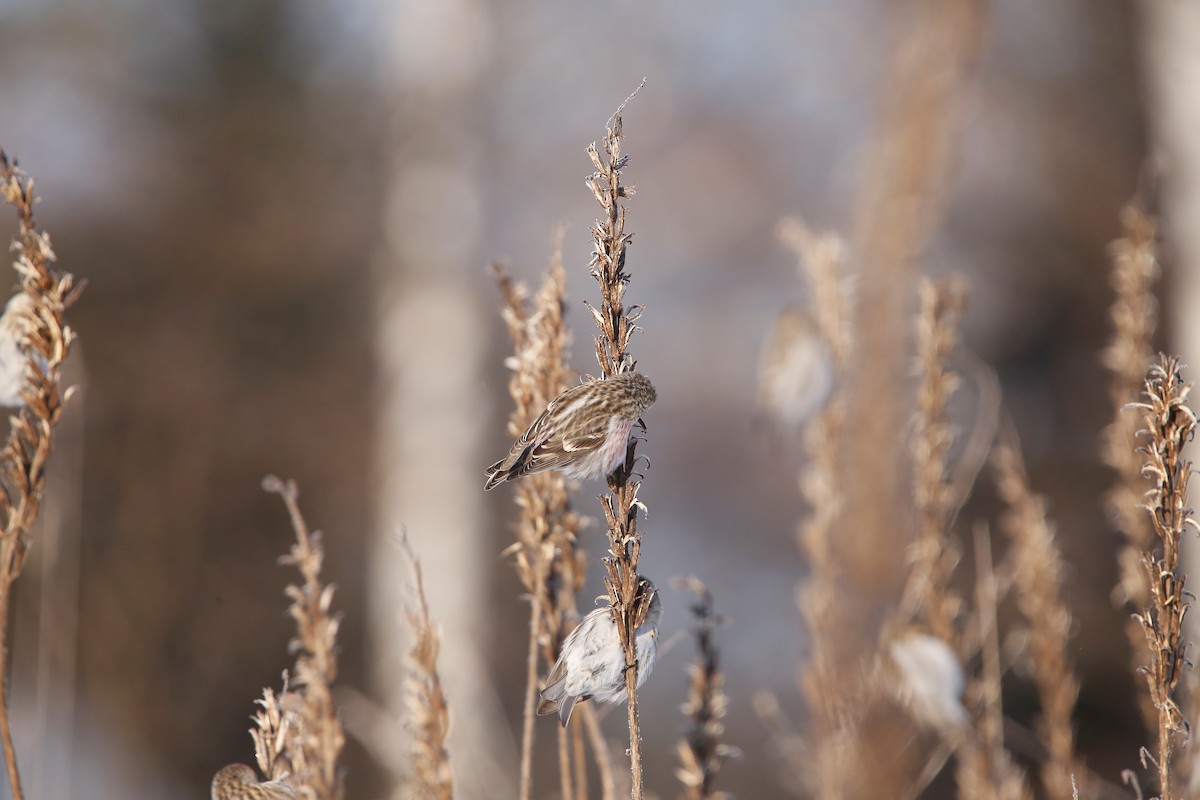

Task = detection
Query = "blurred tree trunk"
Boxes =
[370,2,514,797]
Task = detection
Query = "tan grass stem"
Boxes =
[492,241,583,800]
[776,219,851,716]
[395,529,455,800]
[903,276,968,640]
[261,476,346,800]
[585,84,654,800]
[0,152,81,800]
[1131,356,1196,799]
[992,434,1081,800]
[956,526,1031,800]
[1100,198,1160,733]
[579,704,617,800]
[673,576,734,800]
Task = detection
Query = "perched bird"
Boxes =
[537,582,662,726]
[755,305,834,434]
[484,371,656,490]
[886,630,968,733]
[0,292,34,408]
[211,764,296,800]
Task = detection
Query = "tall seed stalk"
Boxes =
[0,152,81,800]
[584,87,654,800]
[1132,356,1196,800]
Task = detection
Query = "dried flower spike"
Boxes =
[484,371,656,490]
[538,581,662,727]
[211,764,296,800]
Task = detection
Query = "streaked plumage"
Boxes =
[484,371,656,490]
[211,764,296,800]
[756,305,834,433]
[537,583,662,726]
[0,293,33,408]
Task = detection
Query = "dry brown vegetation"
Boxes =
[0,31,1192,800]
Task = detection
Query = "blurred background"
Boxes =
[0,0,1188,797]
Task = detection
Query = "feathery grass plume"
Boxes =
[250,679,304,788]
[842,0,984,602]
[260,476,345,800]
[992,435,1081,800]
[395,530,455,800]
[956,526,1032,800]
[584,83,656,800]
[1100,197,1160,733]
[902,276,967,642]
[491,245,587,800]
[1130,356,1196,800]
[0,151,81,800]
[775,218,862,794]
[673,577,736,800]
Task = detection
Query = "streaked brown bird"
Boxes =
[211,764,297,800]
[484,371,656,490]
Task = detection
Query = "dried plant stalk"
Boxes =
[776,219,859,795]
[584,86,654,800]
[492,242,584,800]
[395,530,455,800]
[992,437,1081,800]
[1131,356,1196,800]
[674,577,734,800]
[902,276,967,641]
[1100,199,1160,733]
[261,476,345,800]
[956,527,1032,800]
[0,152,80,800]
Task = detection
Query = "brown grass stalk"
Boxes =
[902,276,967,641]
[776,218,858,794]
[0,152,80,800]
[956,526,1032,800]
[579,704,617,800]
[674,577,734,800]
[584,86,655,800]
[260,476,345,800]
[492,247,584,800]
[1099,198,1160,734]
[777,219,850,703]
[992,436,1081,800]
[395,530,455,800]
[1131,356,1196,800]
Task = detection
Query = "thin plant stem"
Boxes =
[571,722,587,800]
[0,568,20,800]
[520,570,545,800]
[580,704,617,800]
[585,83,652,800]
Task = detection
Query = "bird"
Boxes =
[211,764,297,800]
[537,581,662,726]
[0,292,34,408]
[886,630,967,733]
[484,371,656,490]
[755,305,835,434]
